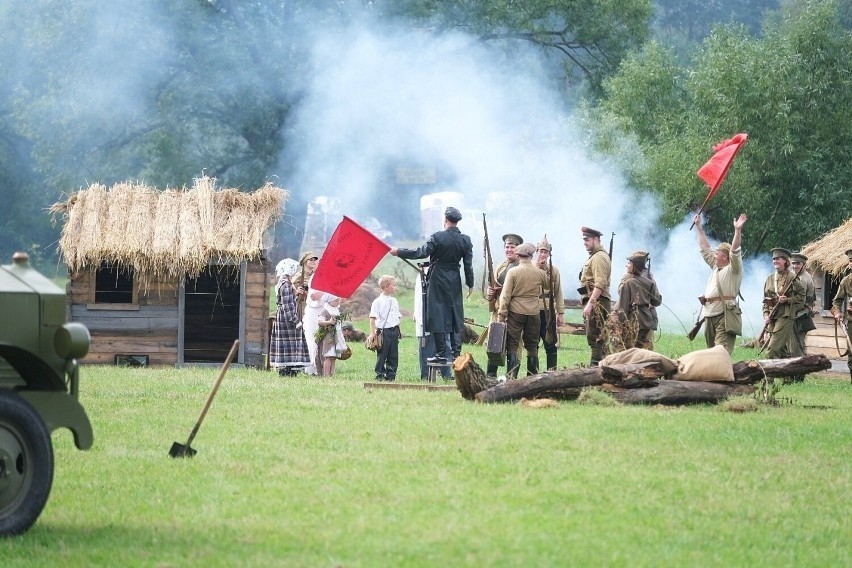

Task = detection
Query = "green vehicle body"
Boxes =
[0,252,93,536]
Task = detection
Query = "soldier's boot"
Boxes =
[506,353,520,380]
[428,332,447,363]
[526,356,539,376]
[486,363,499,378]
[546,352,557,371]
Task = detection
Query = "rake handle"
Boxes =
[184,339,239,447]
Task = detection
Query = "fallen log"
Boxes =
[456,353,833,405]
[602,381,754,405]
[731,354,832,383]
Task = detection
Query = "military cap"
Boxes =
[299,251,318,266]
[790,252,808,264]
[536,235,552,252]
[771,247,792,260]
[627,252,647,272]
[845,249,852,261]
[502,233,523,245]
[515,243,536,257]
[444,207,462,223]
[581,227,603,238]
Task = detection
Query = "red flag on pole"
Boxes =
[309,216,390,298]
[696,132,748,200]
[689,133,748,230]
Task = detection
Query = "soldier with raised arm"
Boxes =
[694,213,747,354]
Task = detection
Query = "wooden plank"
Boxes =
[363,382,456,391]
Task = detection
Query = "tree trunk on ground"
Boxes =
[602,382,755,405]
[454,354,833,405]
[730,354,831,383]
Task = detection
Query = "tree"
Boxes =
[377,0,654,94]
[590,0,852,254]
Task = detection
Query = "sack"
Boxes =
[796,313,816,334]
[672,345,735,382]
[337,346,352,360]
[364,331,382,352]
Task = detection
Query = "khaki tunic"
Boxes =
[499,262,548,318]
[762,269,806,359]
[579,246,611,300]
[831,274,852,367]
[539,264,565,314]
[699,247,743,319]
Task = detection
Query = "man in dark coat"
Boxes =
[390,206,474,362]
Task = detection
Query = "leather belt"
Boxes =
[704,296,735,303]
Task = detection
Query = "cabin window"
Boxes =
[93,262,136,304]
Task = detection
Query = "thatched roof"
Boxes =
[51,176,286,285]
[801,217,852,277]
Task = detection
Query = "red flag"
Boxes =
[696,133,748,201]
[309,216,390,298]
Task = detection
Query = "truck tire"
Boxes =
[0,390,54,537]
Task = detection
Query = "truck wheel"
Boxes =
[0,391,54,537]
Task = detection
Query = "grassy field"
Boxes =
[2,287,850,567]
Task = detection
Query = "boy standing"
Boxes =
[369,275,401,381]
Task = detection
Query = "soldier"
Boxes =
[498,243,548,377]
[831,249,852,381]
[390,206,474,363]
[614,251,662,350]
[535,236,564,370]
[579,227,612,366]
[761,248,806,359]
[788,252,816,370]
[484,232,523,377]
[694,213,747,354]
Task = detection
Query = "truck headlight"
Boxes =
[54,323,90,359]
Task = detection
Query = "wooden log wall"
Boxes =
[69,271,179,365]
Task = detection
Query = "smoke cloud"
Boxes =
[284,22,769,336]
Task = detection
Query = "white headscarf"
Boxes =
[275,258,299,279]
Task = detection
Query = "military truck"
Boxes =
[0,252,93,536]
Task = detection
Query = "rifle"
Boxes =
[757,265,804,353]
[608,232,615,259]
[482,213,497,311]
[544,242,558,345]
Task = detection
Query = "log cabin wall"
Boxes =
[67,257,270,367]
[242,258,270,367]
[68,271,180,365]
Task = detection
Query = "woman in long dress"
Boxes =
[269,258,311,376]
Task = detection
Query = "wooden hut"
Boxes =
[51,177,286,367]
[799,218,852,360]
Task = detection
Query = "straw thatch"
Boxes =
[800,218,852,277]
[51,176,286,286]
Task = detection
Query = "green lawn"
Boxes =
[3,288,850,567]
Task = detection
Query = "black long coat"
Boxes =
[397,226,474,333]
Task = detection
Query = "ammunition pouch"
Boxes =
[795,313,816,334]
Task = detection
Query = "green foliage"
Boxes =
[378,0,654,93]
[592,0,852,254]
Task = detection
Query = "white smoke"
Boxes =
[284,23,769,336]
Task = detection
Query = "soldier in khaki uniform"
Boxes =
[292,251,319,320]
[614,251,662,350]
[761,248,806,359]
[485,233,523,377]
[788,253,816,356]
[831,249,852,381]
[579,227,611,366]
[498,243,548,377]
[695,213,747,354]
[535,237,564,370]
